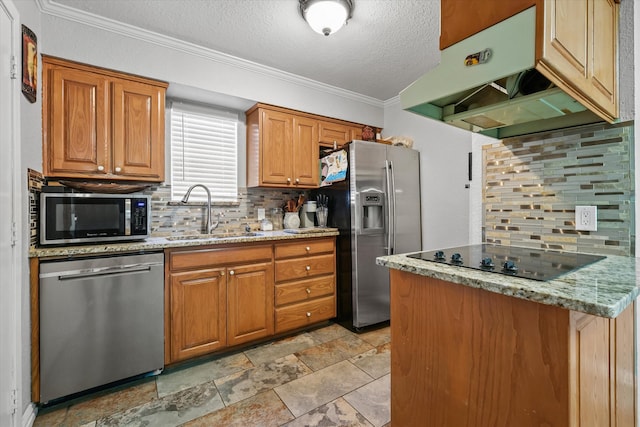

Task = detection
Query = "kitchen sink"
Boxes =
[165,232,260,241]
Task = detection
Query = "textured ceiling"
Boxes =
[48,0,442,101]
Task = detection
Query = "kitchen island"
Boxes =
[377,249,638,427]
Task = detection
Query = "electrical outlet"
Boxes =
[575,206,597,231]
[257,208,265,220]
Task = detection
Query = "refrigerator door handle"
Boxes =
[389,160,397,254]
[385,160,393,255]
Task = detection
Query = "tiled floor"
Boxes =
[34,323,391,427]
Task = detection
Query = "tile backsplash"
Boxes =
[28,170,309,248]
[147,185,304,235]
[483,121,634,256]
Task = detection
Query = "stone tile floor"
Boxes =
[34,323,391,427]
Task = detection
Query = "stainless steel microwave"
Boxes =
[40,193,151,245]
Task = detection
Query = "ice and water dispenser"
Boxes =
[360,191,384,233]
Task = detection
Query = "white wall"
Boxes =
[13,0,41,420]
[40,14,384,129]
[383,98,481,250]
[470,132,495,244]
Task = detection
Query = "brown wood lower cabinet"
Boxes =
[169,268,227,362]
[165,237,336,364]
[389,269,636,427]
[166,244,274,363]
[274,238,336,333]
[226,261,274,347]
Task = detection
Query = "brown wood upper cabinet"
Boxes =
[318,121,350,148]
[246,104,319,188]
[318,121,367,149]
[440,0,619,122]
[246,103,380,188]
[42,56,168,182]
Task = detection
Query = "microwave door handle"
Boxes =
[125,199,131,236]
[385,160,392,256]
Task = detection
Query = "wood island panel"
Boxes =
[389,268,635,427]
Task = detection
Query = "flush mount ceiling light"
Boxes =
[299,0,354,36]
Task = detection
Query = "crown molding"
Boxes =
[36,0,384,108]
[383,95,401,108]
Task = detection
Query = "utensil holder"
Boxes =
[283,212,300,229]
[316,206,328,227]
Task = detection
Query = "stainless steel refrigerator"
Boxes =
[324,140,421,330]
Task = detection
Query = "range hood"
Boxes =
[400,7,601,138]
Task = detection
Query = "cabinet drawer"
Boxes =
[169,245,272,271]
[275,238,334,259]
[275,254,335,282]
[275,275,335,306]
[275,295,336,333]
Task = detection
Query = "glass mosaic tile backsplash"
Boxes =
[483,121,634,256]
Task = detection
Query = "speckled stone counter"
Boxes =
[30,228,339,259]
[377,249,640,318]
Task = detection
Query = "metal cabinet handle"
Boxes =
[306,312,311,317]
[305,266,311,271]
[97,165,104,171]
[305,246,310,252]
[114,166,122,173]
[229,270,235,276]
[295,178,300,184]
[220,271,225,276]
[306,288,311,294]
[287,178,291,183]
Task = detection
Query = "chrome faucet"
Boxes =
[181,184,219,234]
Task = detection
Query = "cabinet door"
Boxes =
[170,268,227,362]
[292,116,319,187]
[539,0,618,122]
[318,121,351,148]
[112,80,165,181]
[350,126,363,141]
[541,1,589,84]
[589,0,618,117]
[44,65,110,177]
[227,262,274,346]
[261,109,294,185]
[569,312,611,427]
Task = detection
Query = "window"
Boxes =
[170,101,238,202]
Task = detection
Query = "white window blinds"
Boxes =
[170,101,238,202]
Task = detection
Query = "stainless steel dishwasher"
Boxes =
[39,252,164,403]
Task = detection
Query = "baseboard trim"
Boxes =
[21,402,36,427]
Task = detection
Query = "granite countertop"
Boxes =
[377,249,640,318]
[31,228,339,258]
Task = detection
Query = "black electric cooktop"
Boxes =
[407,244,606,282]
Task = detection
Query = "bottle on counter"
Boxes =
[271,208,283,230]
